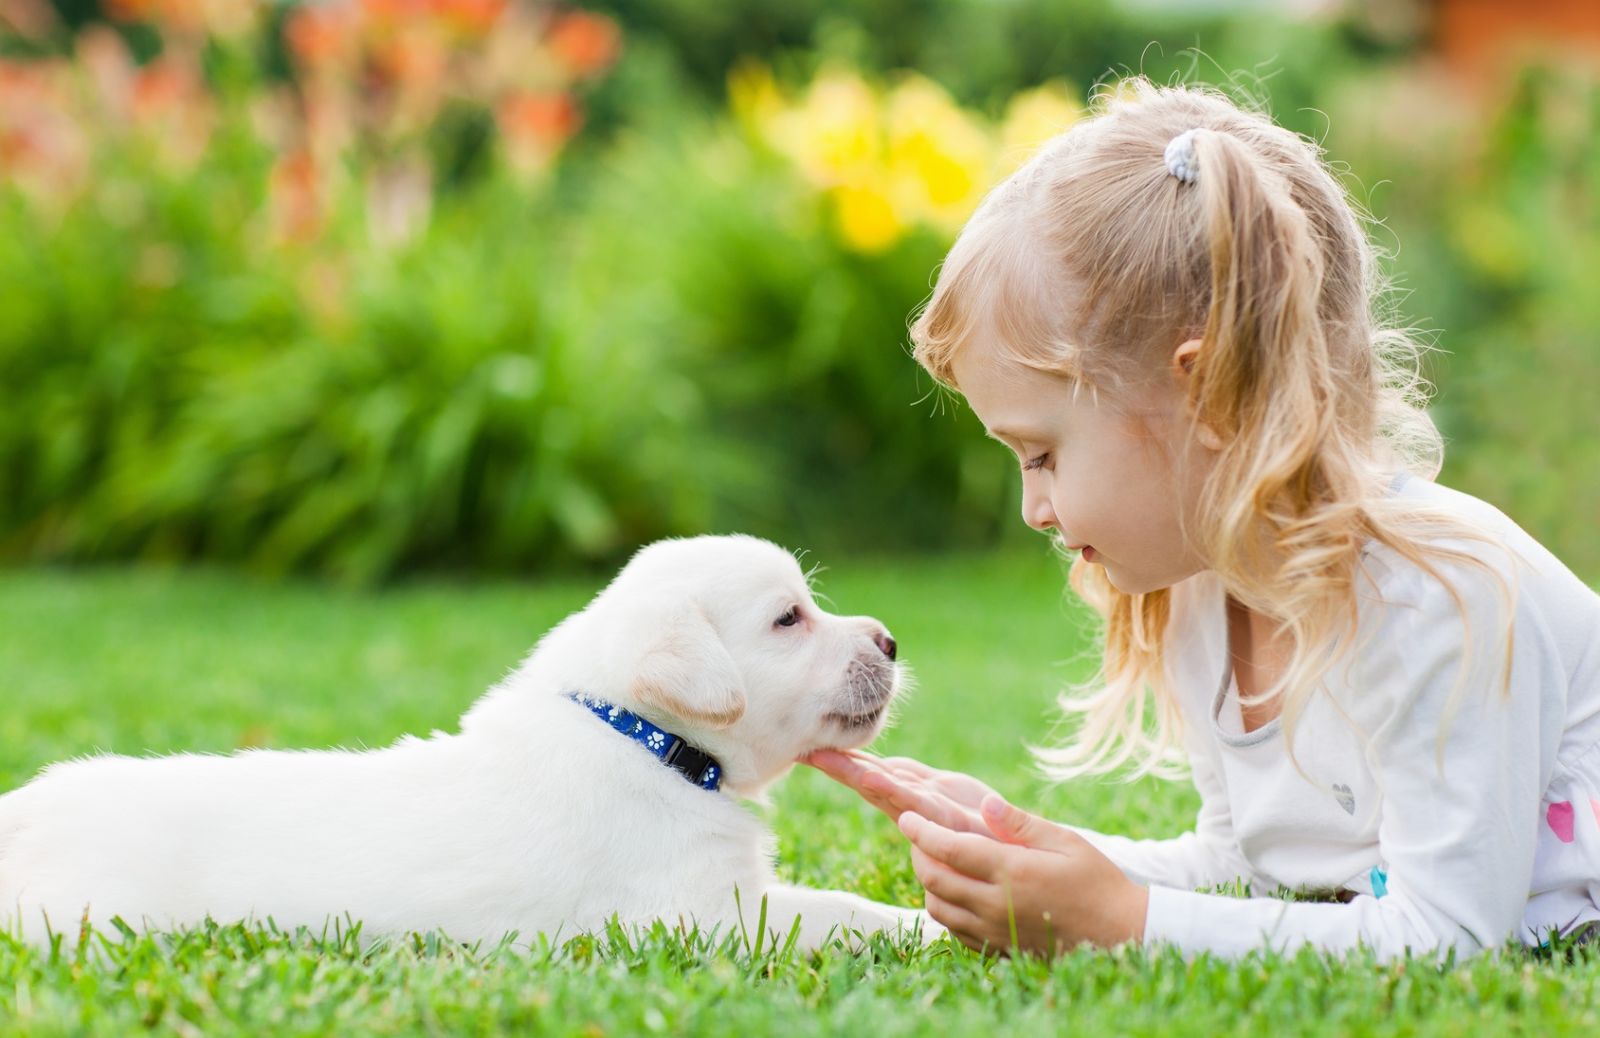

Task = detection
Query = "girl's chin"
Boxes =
[1101,562,1161,596]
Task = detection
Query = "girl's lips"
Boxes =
[1083,545,1097,562]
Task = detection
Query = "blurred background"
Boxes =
[2,0,1597,586]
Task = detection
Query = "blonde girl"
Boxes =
[807,78,1600,962]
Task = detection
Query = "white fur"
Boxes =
[0,535,940,951]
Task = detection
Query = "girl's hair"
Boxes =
[908,77,1517,788]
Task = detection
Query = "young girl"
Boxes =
[807,78,1600,963]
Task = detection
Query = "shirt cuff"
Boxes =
[1142,884,1291,960]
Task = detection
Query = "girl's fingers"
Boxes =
[899,811,1008,882]
[858,771,948,826]
[808,751,911,802]
[803,749,879,789]
[803,752,911,822]
[877,759,997,811]
[923,892,996,953]
[807,752,956,833]
[936,773,1000,804]
[806,751,999,838]
[874,758,1010,831]
[877,755,941,780]
[860,772,993,837]
[910,845,993,913]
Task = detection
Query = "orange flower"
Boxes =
[103,0,208,35]
[130,59,190,121]
[126,53,215,168]
[0,0,61,42]
[371,24,448,89]
[497,90,580,148]
[431,0,507,37]
[269,147,323,243]
[0,64,49,170]
[545,10,620,78]
[360,0,427,26]
[496,89,581,176]
[285,4,360,68]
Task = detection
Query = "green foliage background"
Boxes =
[2,1,1595,584]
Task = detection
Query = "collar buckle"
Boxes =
[662,738,718,788]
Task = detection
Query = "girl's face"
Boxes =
[949,344,1217,596]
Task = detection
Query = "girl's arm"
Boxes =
[1055,742,1260,893]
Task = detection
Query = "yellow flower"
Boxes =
[743,65,1083,253]
[830,181,903,254]
[768,66,879,187]
[884,73,991,234]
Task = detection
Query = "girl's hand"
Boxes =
[802,749,1001,838]
[901,795,1150,956]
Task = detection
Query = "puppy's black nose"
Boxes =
[875,631,897,661]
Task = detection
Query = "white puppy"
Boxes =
[0,535,940,951]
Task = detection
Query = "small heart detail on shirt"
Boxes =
[1332,783,1355,815]
[1548,801,1576,843]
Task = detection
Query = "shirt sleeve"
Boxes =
[1141,554,1557,962]
[1061,707,1262,893]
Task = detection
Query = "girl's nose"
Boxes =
[1022,485,1057,532]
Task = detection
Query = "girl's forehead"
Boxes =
[951,354,1078,438]
[951,347,1092,415]
[950,342,1067,388]
[953,344,1179,440]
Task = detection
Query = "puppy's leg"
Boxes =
[744,885,945,953]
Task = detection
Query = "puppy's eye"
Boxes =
[775,607,800,628]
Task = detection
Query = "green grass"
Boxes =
[2,554,1597,1036]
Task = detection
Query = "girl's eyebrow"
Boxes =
[986,425,1045,442]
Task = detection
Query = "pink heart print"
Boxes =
[1548,801,1575,843]
[1545,800,1600,843]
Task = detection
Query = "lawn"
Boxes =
[1,553,1597,1036]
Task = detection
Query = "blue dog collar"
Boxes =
[566,691,723,792]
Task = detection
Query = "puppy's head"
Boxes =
[581,535,903,794]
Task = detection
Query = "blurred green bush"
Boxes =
[1323,60,1600,582]
[1,1,1595,583]
[1432,68,1600,584]
[0,2,1026,581]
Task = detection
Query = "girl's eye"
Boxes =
[1023,453,1051,472]
[775,607,800,628]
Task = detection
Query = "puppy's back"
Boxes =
[0,746,430,942]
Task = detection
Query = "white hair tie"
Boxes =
[1164,128,1201,185]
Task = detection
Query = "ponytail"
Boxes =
[1186,127,1343,595]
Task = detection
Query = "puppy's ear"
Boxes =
[630,603,747,729]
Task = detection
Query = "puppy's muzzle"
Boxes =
[823,642,900,730]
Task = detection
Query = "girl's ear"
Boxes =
[1173,337,1203,375]
[1171,338,1227,451]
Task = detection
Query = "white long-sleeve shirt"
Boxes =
[1065,472,1600,962]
